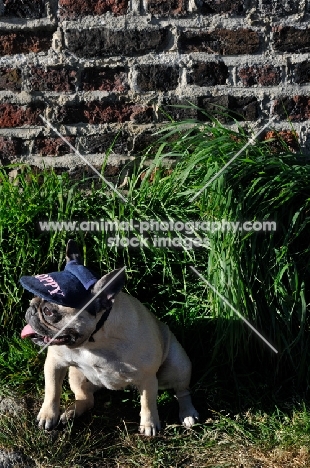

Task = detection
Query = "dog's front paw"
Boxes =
[139,414,161,436]
[37,404,60,430]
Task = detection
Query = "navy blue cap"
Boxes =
[19,260,98,308]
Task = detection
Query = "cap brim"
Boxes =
[19,276,72,306]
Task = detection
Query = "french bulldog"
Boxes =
[20,240,199,436]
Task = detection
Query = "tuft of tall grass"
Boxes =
[145,115,310,387]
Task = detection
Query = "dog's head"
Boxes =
[20,240,125,347]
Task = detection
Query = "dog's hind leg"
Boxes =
[157,332,199,428]
[175,388,199,428]
[60,366,96,423]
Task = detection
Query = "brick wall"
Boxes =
[0,0,310,172]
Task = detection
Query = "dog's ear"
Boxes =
[91,268,126,302]
[66,239,83,264]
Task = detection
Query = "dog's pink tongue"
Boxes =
[21,324,35,339]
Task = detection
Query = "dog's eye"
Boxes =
[43,307,54,317]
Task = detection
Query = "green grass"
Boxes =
[0,334,45,394]
[145,118,310,386]
[1,395,310,467]
[0,113,310,466]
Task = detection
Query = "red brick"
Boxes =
[130,105,154,124]
[84,101,153,124]
[0,68,21,91]
[0,31,53,56]
[179,29,260,55]
[294,61,310,84]
[59,0,128,18]
[133,131,158,153]
[29,67,77,92]
[238,64,281,86]
[3,0,45,18]
[147,0,187,16]
[158,96,198,121]
[195,0,244,14]
[79,132,129,154]
[274,96,310,121]
[0,103,45,128]
[68,164,123,184]
[188,61,228,86]
[84,102,133,124]
[104,165,122,177]
[55,102,154,125]
[273,27,310,53]
[33,137,76,156]
[133,130,179,153]
[260,0,298,16]
[81,67,129,92]
[0,137,22,163]
[198,95,258,121]
[136,65,179,92]
[65,28,170,58]
[263,129,299,153]
[54,105,86,125]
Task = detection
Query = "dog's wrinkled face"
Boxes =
[23,296,98,347]
[21,239,126,348]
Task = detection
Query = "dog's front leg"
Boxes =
[138,375,161,436]
[37,349,67,430]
